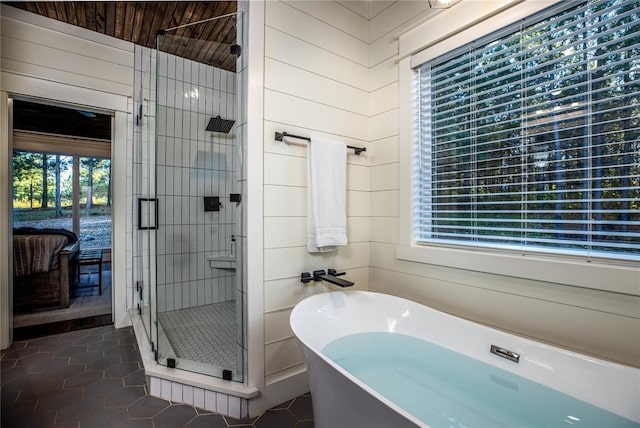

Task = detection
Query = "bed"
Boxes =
[13,228,80,309]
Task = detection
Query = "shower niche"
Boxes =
[135,10,245,383]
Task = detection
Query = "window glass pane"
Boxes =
[13,151,73,234]
[413,0,640,260]
[79,157,112,249]
[12,151,113,250]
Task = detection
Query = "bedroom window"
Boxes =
[412,0,639,261]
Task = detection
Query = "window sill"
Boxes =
[395,244,640,297]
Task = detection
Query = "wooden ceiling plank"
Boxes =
[53,2,67,22]
[173,34,189,66]
[159,2,182,33]
[34,2,52,20]
[95,2,106,34]
[181,1,198,24]
[200,17,236,71]
[184,38,208,67]
[192,39,215,65]
[195,2,235,45]
[178,3,209,63]
[138,2,157,47]
[181,1,231,64]
[123,2,136,43]
[145,2,170,49]
[158,37,185,63]
[221,56,236,74]
[192,6,233,65]
[105,2,116,38]
[194,27,225,65]
[27,2,40,18]
[172,2,197,41]
[85,1,97,32]
[212,45,236,73]
[131,2,147,44]
[113,2,123,39]
[73,2,85,28]
[64,2,76,26]
[157,1,186,61]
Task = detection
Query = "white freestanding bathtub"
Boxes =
[290,291,640,428]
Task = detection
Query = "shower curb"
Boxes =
[130,310,258,419]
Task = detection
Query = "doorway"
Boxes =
[11,99,113,339]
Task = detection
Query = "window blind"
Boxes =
[413,0,639,260]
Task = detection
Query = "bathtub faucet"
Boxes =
[300,269,354,287]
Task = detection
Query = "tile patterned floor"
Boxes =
[159,302,236,369]
[1,325,314,427]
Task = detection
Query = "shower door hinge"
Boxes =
[137,303,141,315]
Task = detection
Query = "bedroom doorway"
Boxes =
[11,99,113,339]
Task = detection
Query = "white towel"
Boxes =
[307,137,348,253]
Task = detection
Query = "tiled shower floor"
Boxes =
[1,325,314,427]
[158,301,237,369]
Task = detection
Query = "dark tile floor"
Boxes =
[1,325,314,427]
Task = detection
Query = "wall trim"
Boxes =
[246,0,266,395]
[0,93,13,349]
[112,110,129,328]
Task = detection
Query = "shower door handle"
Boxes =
[138,198,158,230]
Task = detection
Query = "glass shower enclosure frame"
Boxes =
[137,11,245,382]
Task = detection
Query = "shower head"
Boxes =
[206,115,235,134]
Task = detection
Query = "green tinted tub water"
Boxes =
[323,332,638,428]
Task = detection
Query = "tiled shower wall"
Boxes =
[134,46,239,313]
[156,49,238,312]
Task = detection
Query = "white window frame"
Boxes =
[397,0,639,296]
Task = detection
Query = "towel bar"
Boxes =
[275,131,366,155]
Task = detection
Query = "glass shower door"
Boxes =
[153,12,244,381]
